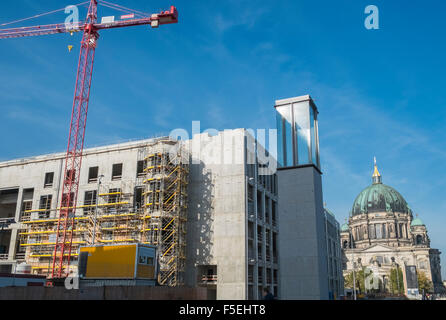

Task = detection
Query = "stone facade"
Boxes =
[340,163,443,294]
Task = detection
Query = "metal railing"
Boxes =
[0,217,15,226]
[201,275,217,283]
[15,253,26,261]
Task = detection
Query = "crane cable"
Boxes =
[0,1,90,27]
[98,0,150,18]
[0,1,151,28]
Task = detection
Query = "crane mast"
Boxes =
[51,0,99,280]
[0,0,178,282]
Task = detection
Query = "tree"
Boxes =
[344,272,354,289]
[417,271,433,293]
[389,267,404,295]
[344,268,373,294]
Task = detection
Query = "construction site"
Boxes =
[0,0,334,302]
[0,0,282,300]
[16,139,189,287]
[0,129,280,300]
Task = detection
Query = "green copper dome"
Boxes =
[340,223,349,232]
[411,217,425,227]
[351,162,410,216]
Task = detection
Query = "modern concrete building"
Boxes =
[0,129,279,300]
[324,208,343,299]
[275,95,329,299]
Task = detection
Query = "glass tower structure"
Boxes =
[275,95,320,169]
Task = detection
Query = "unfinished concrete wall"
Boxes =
[0,130,279,301]
[185,130,247,300]
[278,166,329,300]
[0,138,160,273]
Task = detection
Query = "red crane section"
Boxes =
[0,0,178,282]
[52,0,99,281]
[0,6,178,39]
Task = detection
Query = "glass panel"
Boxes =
[275,110,284,167]
[284,116,293,166]
[310,107,317,166]
[293,102,310,165]
[314,117,320,168]
[276,106,293,167]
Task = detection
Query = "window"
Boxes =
[416,235,423,245]
[39,195,52,219]
[20,200,33,221]
[265,198,270,223]
[112,163,123,180]
[272,201,277,226]
[369,225,376,239]
[137,161,145,178]
[376,224,383,239]
[65,169,76,184]
[257,190,263,220]
[88,167,99,183]
[61,193,75,215]
[44,172,54,188]
[83,191,97,215]
[134,187,144,209]
[138,256,154,265]
[108,188,121,204]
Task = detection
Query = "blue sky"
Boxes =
[1,0,445,279]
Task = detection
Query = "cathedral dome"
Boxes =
[351,161,410,216]
[411,217,425,227]
[340,223,349,232]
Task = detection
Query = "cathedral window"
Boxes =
[416,235,423,245]
[369,224,376,239]
[376,224,383,239]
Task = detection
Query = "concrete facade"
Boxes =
[275,95,329,300]
[277,166,329,299]
[185,130,279,300]
[324,208,343,299]
[0,129,279,300]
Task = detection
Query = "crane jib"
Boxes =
[0,1,178,284]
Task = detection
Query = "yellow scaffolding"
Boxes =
[141,141,189,286]
[19,140,188,282]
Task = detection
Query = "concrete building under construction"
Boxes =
[0,129,279,300]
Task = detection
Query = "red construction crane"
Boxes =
[0,0,178,282]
